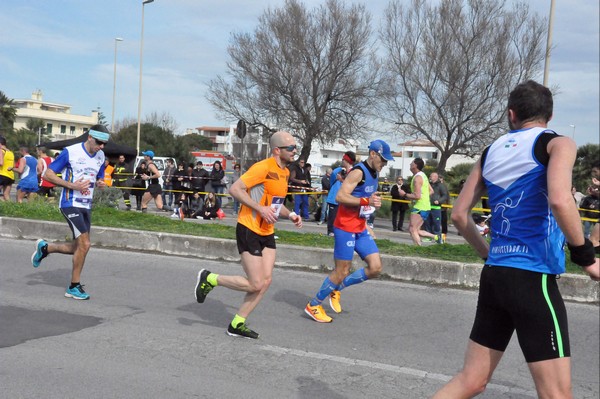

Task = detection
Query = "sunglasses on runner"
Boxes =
[94,139,107,146]
[278,145,297,152]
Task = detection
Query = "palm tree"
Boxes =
[0,90,17,134]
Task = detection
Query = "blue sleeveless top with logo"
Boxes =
[482,127,565,274]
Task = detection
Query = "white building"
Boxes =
[194,125,477,179]
[12,90,99,141]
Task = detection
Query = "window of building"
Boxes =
[70,126,75,134]
[46,123,53,134]
[60,125,66,134]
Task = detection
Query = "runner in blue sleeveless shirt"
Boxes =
[433,81,599,398]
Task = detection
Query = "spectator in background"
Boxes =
[231,163,242,214]
[210,160,226,208]
[580,162,600,238]
[36,146,55,198]
[390,176,410,231]
[572,186,584,207]
[103,159,114,187]
[162,158,176,211]
[0,136,15,201]
[326,152,356,236]
[132,161,147,211]
[318,167,332,225]
[381,177,391,193]
[170,162,187,219]
[192,160,209,202]
[289,158,311,220]
[426,172,448,244]
[199,191,219,220]
[439,175,450,242]
[113,154,132,210]
[14,146,39,203]
[590,163,600,254]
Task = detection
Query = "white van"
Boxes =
[133,156,177,186]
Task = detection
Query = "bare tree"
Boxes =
[145,111,179,134]
[380,0,546,171]
[112,116,138,134]
[207,0,381,161]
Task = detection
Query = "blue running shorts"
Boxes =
[333,227,378,261]
[411,207,430,221]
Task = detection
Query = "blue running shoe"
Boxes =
[65,284,90,300]
[31,239,49,268]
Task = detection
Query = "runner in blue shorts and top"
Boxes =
[30,125,109,300]
[13,146,39,202]
[305,139,393,323]
[432,80,600,398]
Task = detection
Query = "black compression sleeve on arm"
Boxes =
[567,238,596,267]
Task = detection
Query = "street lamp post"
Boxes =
[543,0,556,86]
[111,37,123,134]
[136,0,155,155]
[569,124,576,140]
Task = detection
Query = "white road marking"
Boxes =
[260,344,536,397]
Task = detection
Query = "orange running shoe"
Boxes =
[305,303,332,323]
[329,290,342,313]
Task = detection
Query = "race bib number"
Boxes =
[271,196,285,217]
[359,205,375,219]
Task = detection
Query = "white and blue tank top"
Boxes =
[482,127,564,274]
[49,142,106,209]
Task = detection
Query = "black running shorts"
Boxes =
[60,207,92,239]
[236,223,276,256]
[146,183,162,197]
[470,265,570,363]
[0,175,15,186]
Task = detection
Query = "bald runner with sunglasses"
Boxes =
[305,140,394,323]
[194,131,303,339]
[30,124,109,300]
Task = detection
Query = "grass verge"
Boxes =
[0,199,585,274]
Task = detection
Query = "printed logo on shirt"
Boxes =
[504,139,518,148]
[266,172,280,180]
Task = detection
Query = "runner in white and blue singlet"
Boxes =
[30,125,109,300]
[433,81,599,399]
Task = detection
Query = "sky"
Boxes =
[0,0,598,147]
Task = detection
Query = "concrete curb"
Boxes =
[2,217,598,303]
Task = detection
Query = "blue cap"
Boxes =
[89,129,109,143]
[141,150,154,159]
[368,139,394,161]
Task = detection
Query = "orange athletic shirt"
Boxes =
[238,157,289,236]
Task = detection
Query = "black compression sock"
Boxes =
[69,282,80,289]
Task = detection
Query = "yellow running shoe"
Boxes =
[329,290,342,313]
[305,303,332,323]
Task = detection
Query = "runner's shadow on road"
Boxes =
[176,299,235,328]
[296,376,346,399]
[26,268,71,288]
[271,288,310,308]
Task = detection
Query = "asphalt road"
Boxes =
[1,237,598,398]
